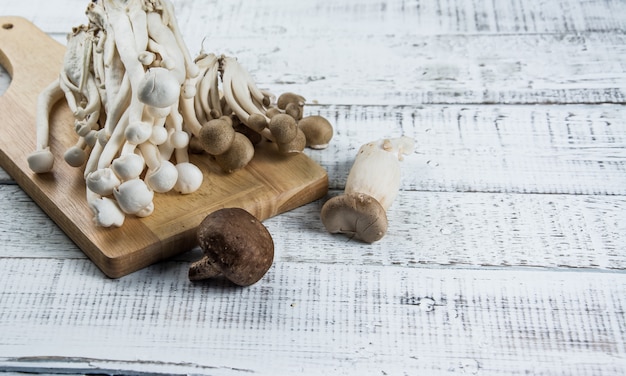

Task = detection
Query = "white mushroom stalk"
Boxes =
[321,136,415,243]
[28,0,337,228]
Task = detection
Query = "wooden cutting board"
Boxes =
[0,16,328,278]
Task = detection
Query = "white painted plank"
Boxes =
[1,0,624,35]
[199,32,626,106]
[309,104,626,195]
[0,259,624,375]
[0,2,624,105]
[2,184,625,271]
[2,102,624,194]
[0,169,10,183]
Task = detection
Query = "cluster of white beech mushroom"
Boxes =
[27,0,333,228]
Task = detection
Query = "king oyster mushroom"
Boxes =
[321,136,415,243]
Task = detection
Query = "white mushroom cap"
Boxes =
[125,122,153,145]
[170,130,190,149]
[182,83,196,99]
[86,168,122,196]
[113,179,154,215]
[135,202,155,217]
[27,149,55,173]
[145,160,178,193]
[149,126,169,145]
[89,196,125,227]
[145,105,171,119]
[112,153,145,181]
[84,130,98,147]
[174,162,203,194]
[137,67,181,108]
[64,146,87,167]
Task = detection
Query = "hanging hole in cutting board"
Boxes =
[0,23,14,97]
[0,63,10,97]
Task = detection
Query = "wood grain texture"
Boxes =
[0,258,624,375]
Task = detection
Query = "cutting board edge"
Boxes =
[99,168,328,279]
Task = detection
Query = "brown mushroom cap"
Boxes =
[320,192,388,243]
[190,207,274,286]
[278,128,306,154]
[265,107,283,119]
[276,92,305,110]
[247,113,268,133]
[268,114,298,144]
[199,118,235,155]
[298,115,333,149]
[214,132,254,172]
[284,102,303,121]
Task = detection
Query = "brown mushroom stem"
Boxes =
[188,256,221,281]
[320,136,414,243]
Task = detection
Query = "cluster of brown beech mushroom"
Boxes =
[27,0,333,228]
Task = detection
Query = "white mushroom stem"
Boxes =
[139,141,162,171]
[74,108,101,139]
[139,140,178,193]
[195,54,220,119]
[159,0,200,78]
[127,0,149,53]
[158,127,176,161]
[58,73,80,117]
[97,107,130,169]
[73,74,102,121]
[27,80,64,173]
[102,74,131,139]
[179,90,203,137]
[146,12,185,83]
[104,0,149,127]
[83,141,105,180]
[84,137,125,227]
[34,80,64,152]
[344,136,415,210]
[221,56,267,124]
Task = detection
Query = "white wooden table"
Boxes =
[1,0,625,374]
